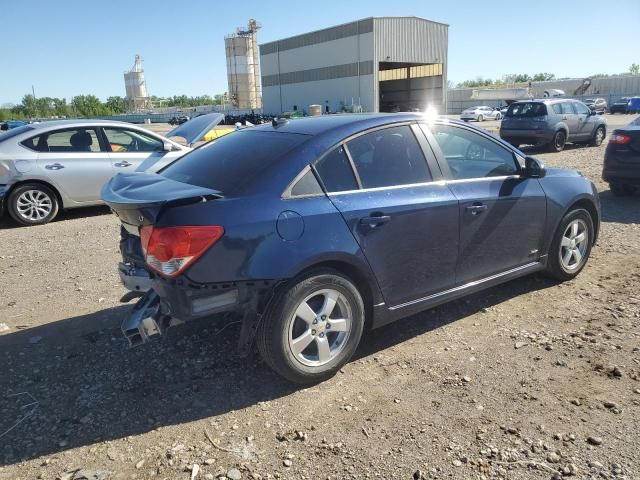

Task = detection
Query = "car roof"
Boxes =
[250,113,427,136]
[18,119,146,132]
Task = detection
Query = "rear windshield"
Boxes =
[506,103,548,117]
[0,125,34,143]
[161,130,308,194]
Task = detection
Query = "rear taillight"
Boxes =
[140,225,224,277]
[609,133,631,145]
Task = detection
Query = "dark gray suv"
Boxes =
[500,99,607,152]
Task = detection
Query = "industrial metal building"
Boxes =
[260,17,448,114]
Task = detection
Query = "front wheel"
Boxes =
[477,115,484,122]
[7,183,59,226]
[257,270,365,384]
[543,208,594,281]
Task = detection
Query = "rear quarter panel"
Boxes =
[158,192,383,303]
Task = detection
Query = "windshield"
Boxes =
[0,125,34,143]
[161,130,308,194]
[506,103,547,117]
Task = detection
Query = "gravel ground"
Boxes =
[1,117,639,480]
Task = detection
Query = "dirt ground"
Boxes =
[1,117,639,480]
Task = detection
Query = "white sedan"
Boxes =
[460,106,502,122]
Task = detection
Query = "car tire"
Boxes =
[590,126,606,146]
[478,115,484,122]
[549,130,566,152]
[543,208,594,281]
[7,183,59,226]
[256,269,365,385]
[496,113,502,120]
[610,183,636,196]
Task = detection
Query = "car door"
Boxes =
[103,127,166,172]
[316,124,459,307]
[33,127,112,203]
[559,102,580,139]
[573,101,595,140]
[423,123,547,285]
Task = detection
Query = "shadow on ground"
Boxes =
[0,205,111,230]
[599,190,640,225]
[0,273,558,465]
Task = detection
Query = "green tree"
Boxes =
[71,94,107,117]
[630,63,640,75]
[105,96,128,114]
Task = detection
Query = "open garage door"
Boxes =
[379,62,444,113]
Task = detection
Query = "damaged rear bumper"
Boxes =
[121,278,279,354]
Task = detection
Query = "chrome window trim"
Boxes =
[328,179,447,196]
[342,143,363,189]
[389,262,540,311]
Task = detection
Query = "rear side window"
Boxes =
[551,104,562,114]
[346,125,431,189]
[289,169,323,197]
[161,130,307,194]
[506,103,547,117]
[22,128,102,152]
[560,102,575,114]
[315,146,358,192]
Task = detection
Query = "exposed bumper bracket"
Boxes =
[122,289,162,347]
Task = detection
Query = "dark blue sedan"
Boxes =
[102,114,600,384]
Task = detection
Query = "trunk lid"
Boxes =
[101,172,222,226]
[166,113,225,147]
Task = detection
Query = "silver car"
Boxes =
[460,105,502,122]
[0,115,224,226]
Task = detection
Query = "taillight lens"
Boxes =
[609,133,631,145]
[140,225,224,277]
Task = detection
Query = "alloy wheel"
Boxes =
[559,219,589,272]
[287,288,352,367]
[16,189,53,222]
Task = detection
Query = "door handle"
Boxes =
[114,161,132,167]
[465,204,487,215]
[45,163,64,170]
[359,215,391,227]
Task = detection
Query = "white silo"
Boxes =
[124,55,151,112]
[225,19,262,110]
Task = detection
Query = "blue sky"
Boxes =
[2,0,639,105]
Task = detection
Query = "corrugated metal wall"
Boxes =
[373,17,448,111]
[447,75,640,113]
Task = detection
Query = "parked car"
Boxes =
[602,116,640,196]
[608,97,631,114]
[168,115,190,126]
[629,97,640,114]
[460,106,501,122]
[0,115,229,226]
[0,120,27,131]
[102,113,600,384]
[584,98,608,114]
[500,99,607,152]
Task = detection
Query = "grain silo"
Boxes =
[225,19,262,110]
[124,54,151,112]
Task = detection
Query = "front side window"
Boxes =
[574,102,591,115]
[427,124,518,180]
[104,128,163,153]
[346,125,431,189]
[315,146,358,193]
[22,128,101,153]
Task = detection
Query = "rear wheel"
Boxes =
[257,270,365,384]
[610,183,636,196]
[549,130,566,152]
[8,183,59,226]
[478,114,484,122]
[590,126,605,146]
[543,208,593,281]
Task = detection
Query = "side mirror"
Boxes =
[163,141,174,152]
[523,156,545,178]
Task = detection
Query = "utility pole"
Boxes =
[31,85,37,119]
